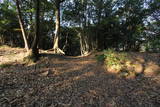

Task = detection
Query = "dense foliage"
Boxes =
[0,0,159,55]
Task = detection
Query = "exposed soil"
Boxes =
[0,46,160,107]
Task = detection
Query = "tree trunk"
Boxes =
[15,0,29,51]
[79,0,90,56]
[53,5,60,50]
[52,0,64,54]
[79,31,89,56]
[29,0,40,61]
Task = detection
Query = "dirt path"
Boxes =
[0,48,160,107]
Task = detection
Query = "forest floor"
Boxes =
[0,46,160,107]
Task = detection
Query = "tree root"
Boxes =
[23,50,39,63]
[48,48,65,55]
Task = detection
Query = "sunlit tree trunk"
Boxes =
[15,0,29,51]
[79,0,90,56]
[53,2,60,51]
[53,0,65,54]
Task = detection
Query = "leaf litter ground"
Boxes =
[0,47,160,107]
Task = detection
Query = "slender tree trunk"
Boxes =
[29,0,40,61]
[79,0,90,56]
[52,0,64,54]
[15,0,29,51]
[79,30,89,56]
[53,5,60,50]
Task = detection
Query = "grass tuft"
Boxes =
[0,63,12,68]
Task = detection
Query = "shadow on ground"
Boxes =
[0,53,160,107]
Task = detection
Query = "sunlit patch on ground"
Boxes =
[0,46,160,106]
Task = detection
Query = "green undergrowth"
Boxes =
[0,63,12,68]
[96,49,135,77]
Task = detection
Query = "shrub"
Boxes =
[96,49,131,74]
[96,54,106,62]
[104,49,128,71]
